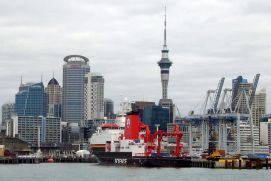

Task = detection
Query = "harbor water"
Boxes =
[0,163,270,181]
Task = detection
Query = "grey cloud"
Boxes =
[0,0,270,119]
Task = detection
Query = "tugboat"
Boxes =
[94,112,191,167]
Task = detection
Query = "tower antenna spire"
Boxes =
[163,3,167,49]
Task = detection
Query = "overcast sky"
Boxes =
[0,0,270,119]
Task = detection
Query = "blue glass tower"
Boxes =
[15,82,48,117]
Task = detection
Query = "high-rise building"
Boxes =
[231,76,253,114]
[84,72,104,121]
[252,88,266,127]
[45,77,62,117]
[104,98,114,119]
[62,55,90,124]
[15,82,48,117]
[1,103,15,126]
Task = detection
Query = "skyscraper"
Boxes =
[45,77,62,117]
[15,82,48,117]
[252,88,266,127]
[62,55,90,124]
[84,72,104,121]
[157,7,174,122]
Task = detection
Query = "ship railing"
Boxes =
[135,153,145,157]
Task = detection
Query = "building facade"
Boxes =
[7,116,61,145]
[15,82,47,117]
[142,105,170,134]
[84,72,104,121]
[62,55,90,124]
[252,88,266,127]
[260,116,271,153]
[1,103,15,126]
[45,78,62,117]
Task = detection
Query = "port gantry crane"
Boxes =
[185,74,261,156]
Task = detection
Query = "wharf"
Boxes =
[214,158,271,169]
[0,157,98,164]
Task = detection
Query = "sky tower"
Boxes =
[158,6,172,100]
[158,5,174,122]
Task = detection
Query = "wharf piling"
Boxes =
[191,159,215,168]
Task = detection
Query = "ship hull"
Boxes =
[95,152,192,167]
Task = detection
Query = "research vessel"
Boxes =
[94,112,191,167]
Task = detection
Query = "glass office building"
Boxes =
[62,55,90,124]
[142,105,170,134]
[15,82,47,117]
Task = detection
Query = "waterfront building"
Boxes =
[104,98,114,119]
[0,135,31,154]
[260,116,271,152]
[62,55,90,124]
[46,77,62,117]
[61,122,81,144]
[252,88,266,127]
[7,116,61,145]
[1,103,15,126]
[84,72,104,121]
[15,82,47,117]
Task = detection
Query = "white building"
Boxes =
[6,115,61,145]
[1,103,15,126]
[260,118,271,153]
[84,72,104,121]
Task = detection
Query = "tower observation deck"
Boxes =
[158,5,174,122]
[158,6,172,100]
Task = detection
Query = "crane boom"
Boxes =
[249,74,260,108]
[213,77,225,112]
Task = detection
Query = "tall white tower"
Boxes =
[158,6,172,100]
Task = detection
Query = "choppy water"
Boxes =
[0,163,270,181]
